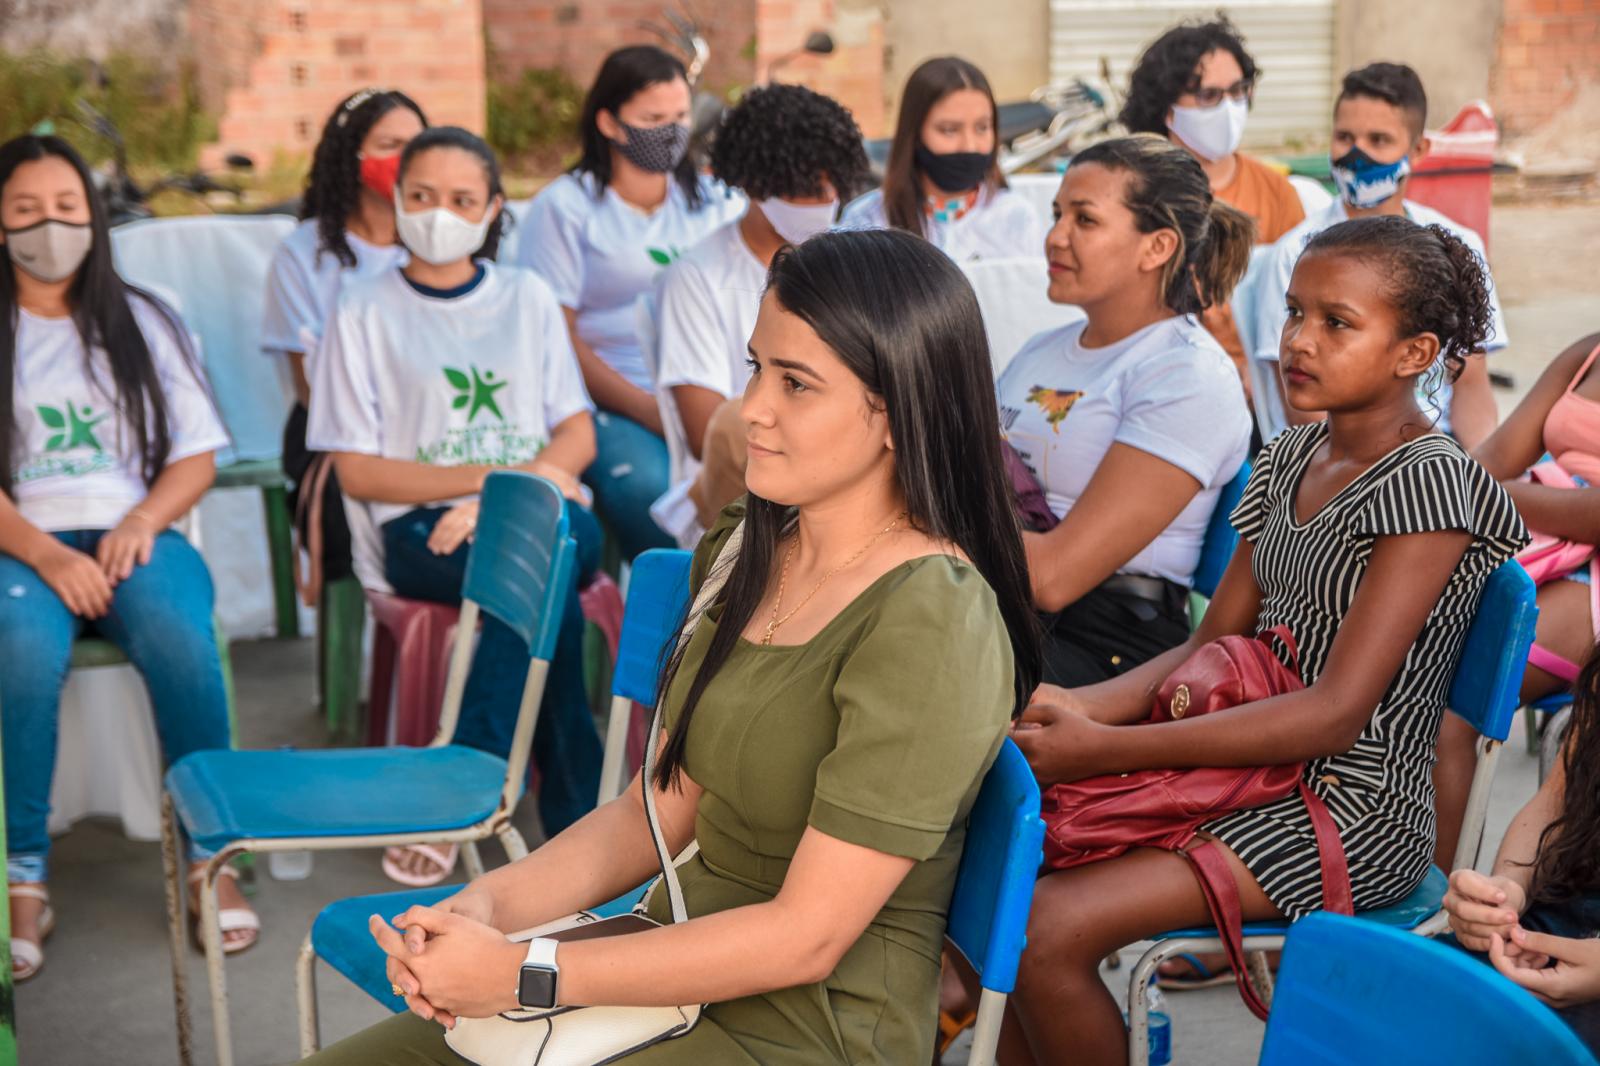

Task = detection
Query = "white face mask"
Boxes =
[4,219,94,283]
[393,191,496,266]
[757,197,839,246]
[1168,97,1250,163]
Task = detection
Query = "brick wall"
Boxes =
[481,0,887,137]
[481,0,757,97]
[190,0,487,168]
[1490,0,1600,138]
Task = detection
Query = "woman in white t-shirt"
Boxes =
[520,45,743,560]
[654,82,871,537]
[310,128,601,886]
[262,88,426,592]
[839,56,1042,263]
[997,135,1253,687]
[0,135,255,977]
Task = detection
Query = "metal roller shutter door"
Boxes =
[1049,0,1337,149]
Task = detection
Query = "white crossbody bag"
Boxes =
[445,524,743,1066]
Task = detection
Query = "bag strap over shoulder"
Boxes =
[640,521,745,926]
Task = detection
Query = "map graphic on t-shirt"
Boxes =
[38,400,107,452]
[444,366,507,424]
[1025,387,1086,433]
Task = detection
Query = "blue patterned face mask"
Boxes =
[1331,146,1411,210]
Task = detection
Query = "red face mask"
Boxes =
[359,153,403,200]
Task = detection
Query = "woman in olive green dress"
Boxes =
[303,228,1042,1065]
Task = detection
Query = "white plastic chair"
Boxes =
[1005,172,1063,234]
[958,257,1085,379]
[1233,245,1289,441]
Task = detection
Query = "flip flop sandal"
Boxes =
[187,865,261,956]
[382,843,460,888]
[9,883,55,982]
[1155,951,1236,991]
[937,1008,977,1056]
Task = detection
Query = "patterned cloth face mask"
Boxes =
[612,122,690,173]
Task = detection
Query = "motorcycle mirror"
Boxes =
[804,31,834,55]
[224,153,255,171]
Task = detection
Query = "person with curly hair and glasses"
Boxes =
[652,83,871,541]
[1120,18,1304,404]
[1446,643,1600,1052]
[260,88,427,600]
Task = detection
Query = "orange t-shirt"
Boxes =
[1203,153,1307,393]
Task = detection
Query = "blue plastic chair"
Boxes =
[1260,912,1598,1065]
[1127,560,1539,1063]
[1188,460,1252,630]
[946,739,1047,1066]
[294,548,693,1057]
[162,471,577,1066]
[598,549,694,802]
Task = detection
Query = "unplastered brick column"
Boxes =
[190,0,487,168]
[1490,0,1600,138]
[755,0,886,138]
[481,0,757,98]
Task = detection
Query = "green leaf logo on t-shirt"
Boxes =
[444,366,508,424]
[647,245,684,267]
[37,400,107,452]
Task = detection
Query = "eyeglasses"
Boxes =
[1182,78,1255,108]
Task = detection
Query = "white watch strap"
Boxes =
[522,937,559,970]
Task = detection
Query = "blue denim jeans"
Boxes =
[0,530,230,883]
[381,504,603,837]
[583,412,674,560]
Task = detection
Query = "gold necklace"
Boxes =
[761,512,906,646]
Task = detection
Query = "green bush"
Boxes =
[0,49,212,171]
[487,66,584,168]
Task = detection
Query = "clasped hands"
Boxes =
[1009,682,1123,787]
[1445,868,1600,1009]
[370,888,524,1028]
[36,508,159,618]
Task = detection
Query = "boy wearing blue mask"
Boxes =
[1249,62,1507,448]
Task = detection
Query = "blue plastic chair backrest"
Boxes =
[1260,912,1598,1065]
[612,549,694,706]
[461,471,573,660]
[1447,561,1538,742]
[946,739,1046,995]
[1193,460,1252,600]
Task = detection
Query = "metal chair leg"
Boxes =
[462,840,486,880]
[498,825,529,863]
[296,933,321,1057]
[1246,950,1275,1006]
[967,988,1008,1066]
[161,794,195,1065]
[199,854,236,1066]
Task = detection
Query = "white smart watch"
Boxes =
[517,937,560,1009]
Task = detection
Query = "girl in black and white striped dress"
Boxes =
[999,215,1529,1065]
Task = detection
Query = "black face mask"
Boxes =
[914,143,992,193]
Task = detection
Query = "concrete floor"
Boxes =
[17,200,1599,1065]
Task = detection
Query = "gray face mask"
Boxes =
[4,219,94,283]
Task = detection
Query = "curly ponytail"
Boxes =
[1067,135,1256,315]
[1302,216,1494,381]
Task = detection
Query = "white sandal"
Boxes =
[9,883,55,982]
[187,865,261,956]
[381,843,460,887]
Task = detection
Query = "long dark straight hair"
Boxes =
[571,45,704,210]
[652,228,1041,788]
[880,56,1006,239]
[1530,646,1600,906]
[300,89,429,269]
[0,135,198,496]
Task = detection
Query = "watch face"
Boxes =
[518,966,558,1010]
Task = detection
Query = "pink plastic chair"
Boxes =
[364,573,625,750]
